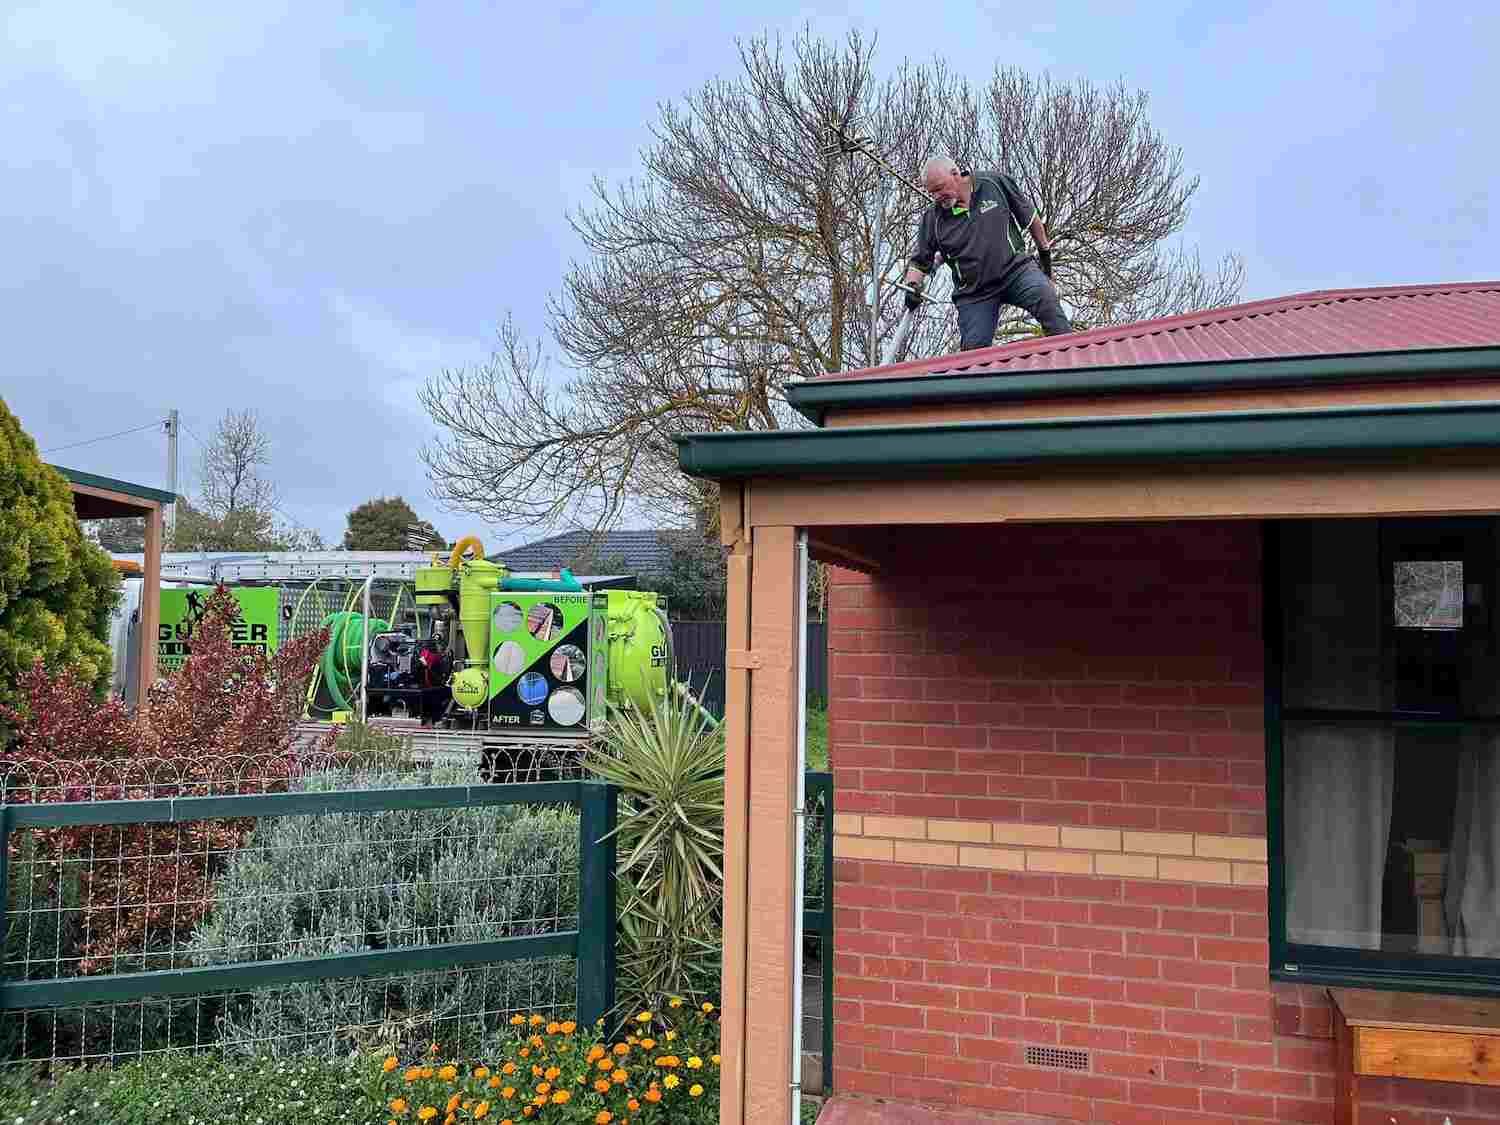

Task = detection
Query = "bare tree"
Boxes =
[422,29,1243,533]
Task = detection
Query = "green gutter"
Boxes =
[785,346,1500,425]
[676,399,1500,481]
[51,465,177,505]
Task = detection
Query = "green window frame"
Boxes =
[1266,518,1500,996]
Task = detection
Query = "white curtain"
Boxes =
[1281,521,1395,950]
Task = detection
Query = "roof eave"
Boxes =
[677,399,1500,481]
[786,345,1500,426]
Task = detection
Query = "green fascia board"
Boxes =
[785,345,1500,425]
[675,399,1500,481]
[50,465,178,506]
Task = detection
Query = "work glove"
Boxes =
[1038,246,1053,278]
[903,284,923,311]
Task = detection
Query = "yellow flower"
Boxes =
[687,1057,703,1070]
[635,1011,652,1024]
[702,1002,715,1014]
[665,1031,677,1042]
[595,1113,613,1125]
[664,1075,680,1090]
[510,1015,526,1027]
[439,1065,458,1082]
[384,1056,399,1073]
[611,1069,628,1084]
[669,998,683,1009]
[655,1056,681,1068]
[474,1067,490,1080]
[689,1084,704,1097]
[390,1099,409,1114]
[593,1078,612,1094]
[474,1104,490,1121]
[711,1054,722,1066]
[418,1109,438,1122]
[550,1090,571,1104]
[560,1020,577,1034]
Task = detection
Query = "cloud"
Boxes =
[329,292,484,417]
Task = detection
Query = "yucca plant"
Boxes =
[585,688,725,1015]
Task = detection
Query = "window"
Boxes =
[1269,517,1500,991]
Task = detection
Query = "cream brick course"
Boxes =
[1121,831,1196,857]
[895,841,960,867]
[1061,827,1123,852]
[1158,857,1233,885]
[1195,835,1268,862]
[1095,853,1160,879]
[993,822,1061,848]
[959,846,1027,871]
[1233,863,1270,886]
[1026,850,1094,875]
[927,820,992,844]
[832,813,864,836]
[862,816,926,840]
[833,836,895,862]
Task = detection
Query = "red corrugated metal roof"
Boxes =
[821,281,1500,382]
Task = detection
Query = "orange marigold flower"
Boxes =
[390,1098,409,1114]
[551,1090,571,1104]
[545,1066,561,1081]
[439,1065,458,1082]
[522,1109,534,1119]
[611,1069,628,1084]
[383,1056,399,1073]
[597,1057,613,1071]
[444,1115,456,1125]
[644,1089,662,1104]
[612,1043,630,1057]
[474,1104,490,1121]
[529,1014,545,1027]
[586,1045,606,1063]
[655,1055,680,1068]
[639,1038,655,1051]
[531,1065,543,1079]
[595,1113,613,1125]
[546,1021,561,1035]
[418,1108,438,1122]
[510,1015,526,1027]
[593,1079,612,1094]
[528,1035,544,1049]
[519,1049,530,1060]
[474,1067,490,1080]
[489,1077,503,1090]
[627,1099,641,1112]
[560,1020,577,1034]
[420,1068,435,1080]
[446,1093,461,1112]
[404,1067,423,1083]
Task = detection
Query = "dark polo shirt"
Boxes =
[910,170,1037,305]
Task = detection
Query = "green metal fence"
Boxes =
[803,769,834,1095]
[0,775,615,1064]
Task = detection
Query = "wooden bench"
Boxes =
[1331,987,1500,1124]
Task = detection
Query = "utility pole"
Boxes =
[164,409,178,543]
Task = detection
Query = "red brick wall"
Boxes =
[827,521,1500,1125]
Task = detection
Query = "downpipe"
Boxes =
[790,531,809,1122]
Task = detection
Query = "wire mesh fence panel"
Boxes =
[801,771,834,1096]
[0,767,608,1069]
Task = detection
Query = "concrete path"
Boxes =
[815,1095,1062,1125]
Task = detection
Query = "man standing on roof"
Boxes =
[904,157,1072,349]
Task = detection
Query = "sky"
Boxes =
[4,1,1496,548]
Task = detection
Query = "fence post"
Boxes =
[0,807,9,953]
[576,782,618,1030]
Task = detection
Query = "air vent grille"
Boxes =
[1025,1045,1089,1071]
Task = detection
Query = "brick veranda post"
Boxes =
[577,782,618,1029]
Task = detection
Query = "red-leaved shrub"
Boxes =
[1,586,331,972]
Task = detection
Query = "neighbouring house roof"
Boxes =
[52,464,177,519]
[491,529,678,575]
[788,281,1500,423]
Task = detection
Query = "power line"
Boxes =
[42,420,164,455]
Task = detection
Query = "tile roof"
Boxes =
[818,281,1500,383]
[492,529,678,575]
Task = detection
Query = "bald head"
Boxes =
[921,156,969,209]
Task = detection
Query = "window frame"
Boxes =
[1266,518,1500,996]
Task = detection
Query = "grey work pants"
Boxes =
[956,259,1072,349]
